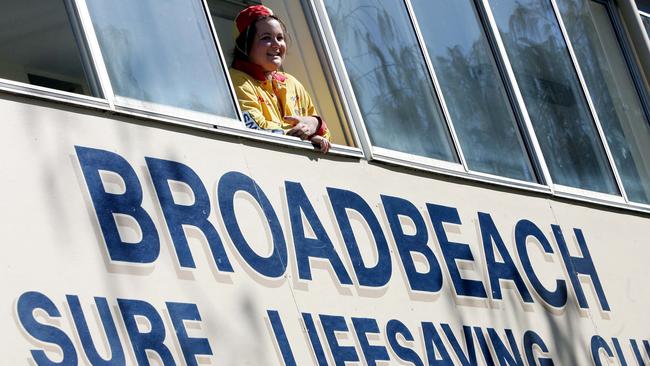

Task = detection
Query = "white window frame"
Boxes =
[76,0,245,130]
[484,0,650,208]
[317,0,650,211]
[315,0,471,174]
[554,0,650,209]
[407,0,550,189]
[479,0,650,208]
[2,0,650,213]
[316,0,551,190]
[640,9,650,20]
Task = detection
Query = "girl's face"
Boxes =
[249,18,286,73]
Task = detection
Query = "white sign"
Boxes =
[2,98,649,365]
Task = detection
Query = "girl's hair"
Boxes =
[232,15,289,65]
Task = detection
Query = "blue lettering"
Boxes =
[522,330,554,366]
[591,335,614,366]
[118,298,175,365]
[479,213,533,303]
[382,195,443,293]
[515,220,567,308]
[285,181,352,285]
[267,310,296,366]
[427,204,487,298]
[218,172,287,278]
[17,291,78,366]
[487,328,523,365]
[320,314,359,366]
[612,338,629,366]
[67,295,124,365]
[553,226,610,311]
[352,317,389,366]
[386,319,424,366]
[440,324,477,366]
[422,322,453,365]
[166,302,212,366]
[75,145,159,263]
[146,157,232,271]
[328,188,392,287]
[473,328,496,366]
[630,339,647,365]
[302,313,328,366]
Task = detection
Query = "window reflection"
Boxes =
[86,0,236,118]
[412,0,535,181]
[488,0,618,194]
[324,0,457,161]
[559,0,650,204]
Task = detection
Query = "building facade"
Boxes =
[2,0,650,365]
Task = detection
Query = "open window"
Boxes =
[84,0,238,123]
[0,0,99,97]
[206,0,358,147]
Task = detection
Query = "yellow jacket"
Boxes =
[229,68,330,140]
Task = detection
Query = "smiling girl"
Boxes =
[229,5,331,153]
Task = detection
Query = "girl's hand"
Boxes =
[284,116,318,140]
[310,135,331,154]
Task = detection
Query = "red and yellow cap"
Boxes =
[235,5,274,36]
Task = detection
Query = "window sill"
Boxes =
[0,78,364,161]
[0,79,109,111]
[371,146,650,215]
[1,79,648,215]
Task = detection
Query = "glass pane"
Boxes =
[411,0,535,181]
[86,0,236,118]
[559,0,650,204]
[208,0,357,147]
[324,0,457,161]
[488,0,618,194]
[0,0,96,96]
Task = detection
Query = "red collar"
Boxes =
[233,59,286,83]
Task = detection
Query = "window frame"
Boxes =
[318,0,650,207]
[78,0,244,129]
[408,0,548,185]
[554,0,650,209]
[298,0,362,149]
[317,0,552,190]
[476,0,556,189]
[604,0,650,128]
[549,0,629,200]
[316,0,467,163]
[478,0,650,206]
[0,0,649,213]
[403,0,468,169]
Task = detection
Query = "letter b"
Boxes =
[76,146,159,263]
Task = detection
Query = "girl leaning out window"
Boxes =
[229,5,331,153]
